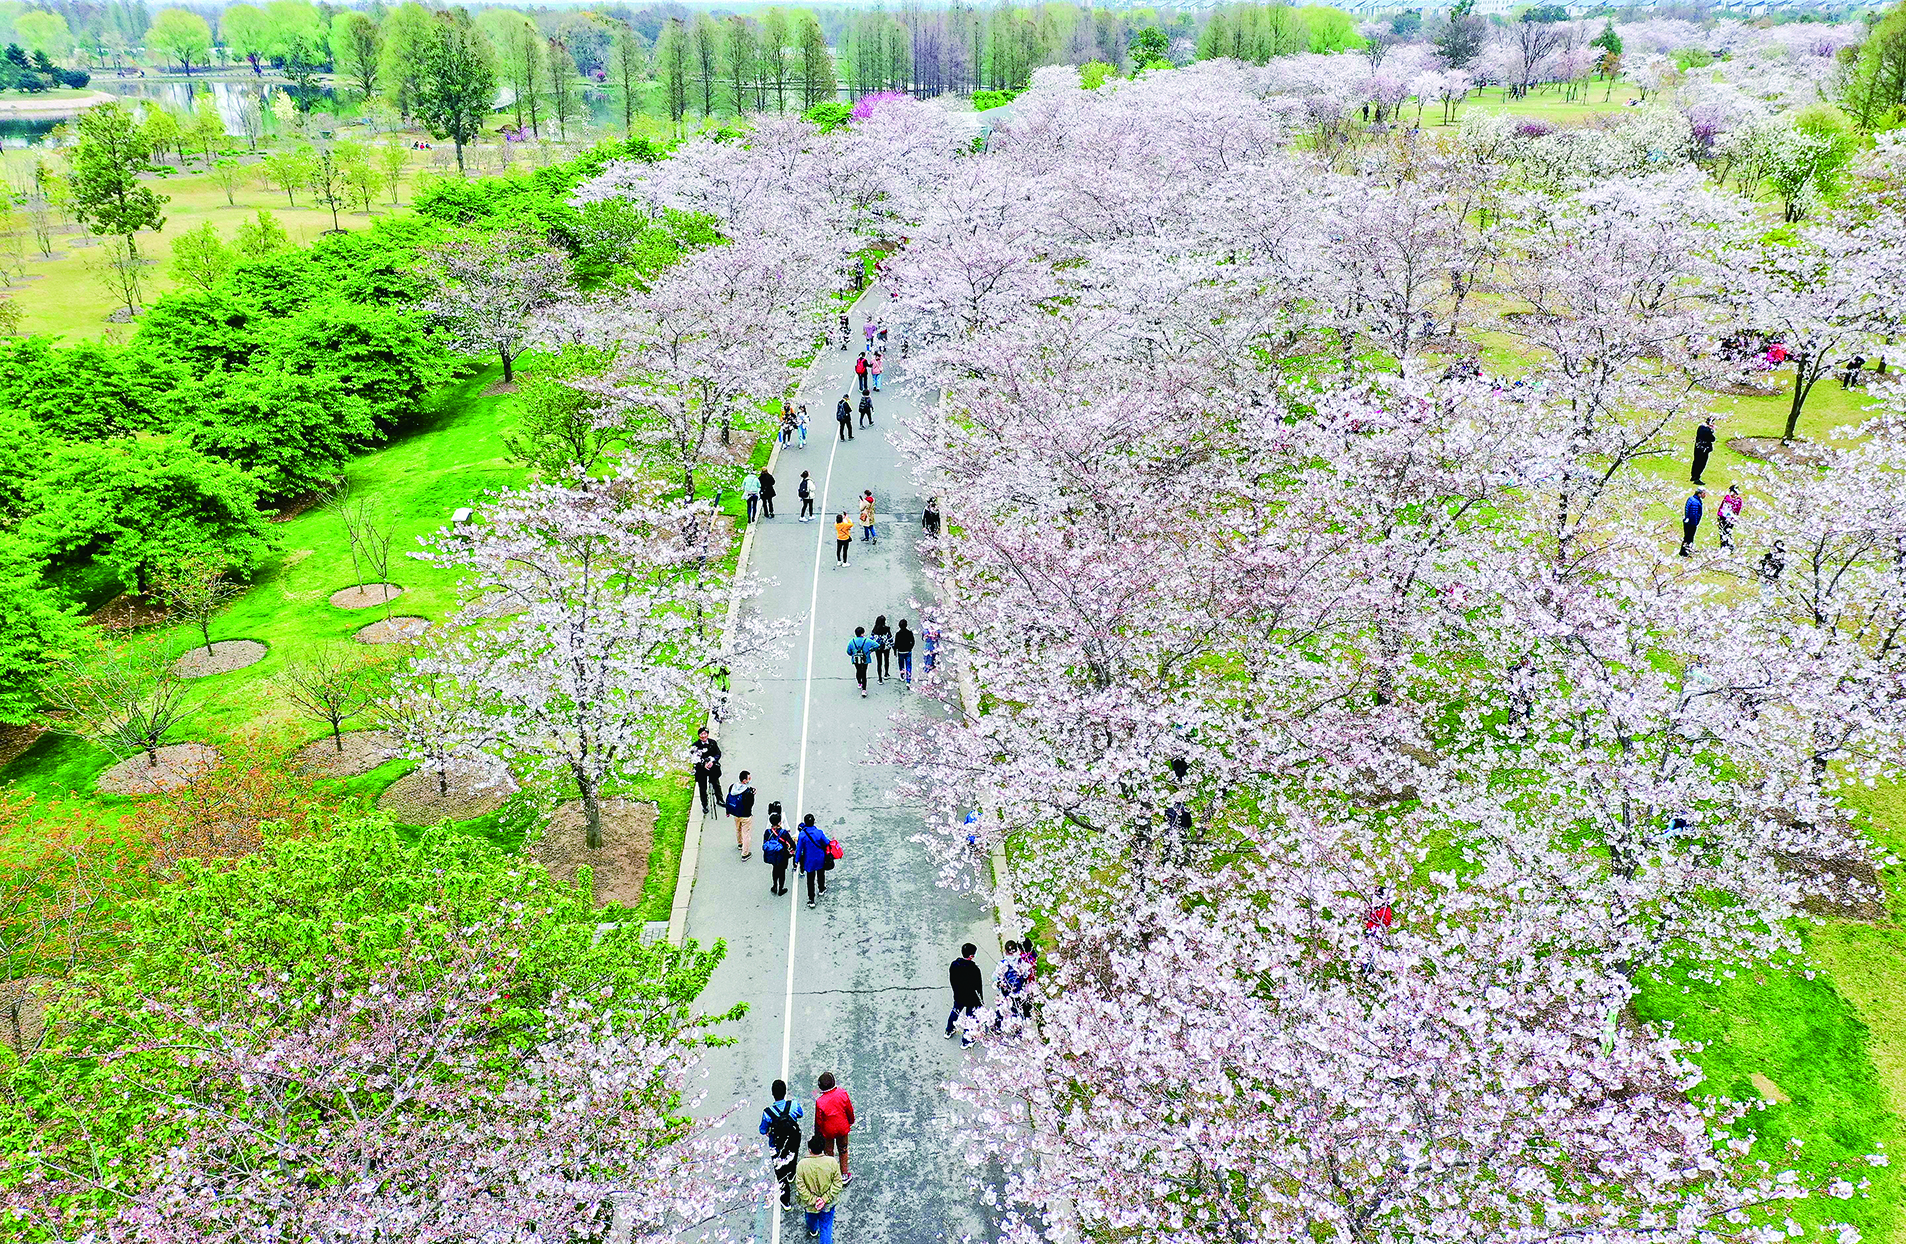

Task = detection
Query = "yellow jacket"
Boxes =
[795,1153,843,1211]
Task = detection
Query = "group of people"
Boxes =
[845,615,939,695]
[759,1073,856,1243]
[1682,418,1744,556]
[835,390,877,439]
[692,727,845,906]
[829,491,881,564]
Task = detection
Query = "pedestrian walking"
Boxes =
[855,352,869,395]
[781,403,796,446]
[922,495,940,538]
[871,351,883,392]
[993,939,1024,1029]
[725,770,756,859]
[796,812,833,906]
[745,474,760,525]
[759,1080,805,1210]
[1758,539,1787,584]
[859,492,877,543]
[835,513,853,565]
[690,727,722,817]
[877,324,888,351]
[922,619,940,673]
[836,396,853,441]
[797,404,809,448]
[814,1072,856,1183]
[798,471,815,521]
[946,942,983,1046]
[871,614,893,683]
[847,627,877,696]
[1680,488,1705,557]
[863,318,875,350]
[759,468,777,519]
[795,1136,844,1243]
[1717,483,1742,550]
[838,312,850,351]
[1691,416,1715,485]
[763,809,796,895]
[858,392,874,428]
[894,619,915,684]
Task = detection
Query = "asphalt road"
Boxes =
[685,291,1002,1244]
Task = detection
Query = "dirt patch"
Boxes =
[482,379,520,396]
[0,722,47,772]
[97,743,220,795]
[532,798,657,909]
[1728,436,1832,468]
[293,730,397,778]
[376,766,515,823]
[0,976,51,1060]
[329,583,404,609]
[1713,381,1786,397]
[355,616,430,645]
[271,488,331,523]
[88,592,168,632]
[172,639,268,678]
[31,251,66,261]
[1778,851,1888,922]
[457,591,525,621]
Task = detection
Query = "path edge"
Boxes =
[667,319,853,947]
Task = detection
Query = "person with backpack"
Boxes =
[690,727,722,818]
[763,808,796,896]
[813,1071,856,1182]
[858,492,877,544]
[893,619,916,685]
[759,1080,806,1210]
[836,396,853,442]
[946,942,984,1047]
[798,471,815,522]
[1680,488,1705,558]
[725,771,756,860]
[846,627,877,696]
[795,1135,844,1243]
[796,812,834,907]
[922,496,940,538]
[858,391,874,428]
[870,615,893,684]
[854,352,869,395]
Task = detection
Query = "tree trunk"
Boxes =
[438,766,450,796]
[1783,363,1808,444]
[332,721,345,751]
[581,778,603,849]
[500,349,513,383]
[146,744,159,767]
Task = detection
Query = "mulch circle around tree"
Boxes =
[376,766,515,824]
[354,616,430,645]
[0,722,47,772]
[293,730,398,779]
[533,799,658,910]
[1713,381,1786,397]
[329,583,404,609]
[97,743,220,796]
[172,639,268,679]
[1727,436,1831,468]
[31,251,65,261]
[482,379,519,397]
[88,592,168,631]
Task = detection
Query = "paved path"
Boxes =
[686,292,1000,1244]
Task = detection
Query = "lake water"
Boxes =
[0,78,278,148]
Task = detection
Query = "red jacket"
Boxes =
[814,1086,855,1138]
[854,357,868,375]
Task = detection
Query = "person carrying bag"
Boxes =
[796,813,837,908]
[762,805,795,897]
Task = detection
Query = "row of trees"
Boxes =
[590,79,1906,1242]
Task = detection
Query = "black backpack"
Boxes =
[764,1101,802,1156]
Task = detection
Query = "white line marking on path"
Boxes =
[774,410,847,1244]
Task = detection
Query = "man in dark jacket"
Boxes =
[1691,416,1715,484]
[690,727,722,817]
[1680,488,1705,557]
[758,468,776,519]
[836,395,853,441]
[945,943,984,1046]
[858,392,874,427]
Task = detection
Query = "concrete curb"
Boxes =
[666,310,857,948]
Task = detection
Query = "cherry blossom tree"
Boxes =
[410,476,782,847]
[422,227,572,383]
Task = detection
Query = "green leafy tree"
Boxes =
[258,142,316,206]
[222,2,273,74]
[690,13,720,116]
[724,14,758,116]
[70,102,166,263]
[376,141,409,204]
[0,536,83,727]
[25,440,273,592]
[1436,0,1483,69]
[796,12,833,107]
[146,7,211,73]
[262,300,443,430]
[414,8,498,173]
[1590,19,1622,56]
[168,221,234,293]
[1079,58,1116,89]
[1130,25,1171,70]
[151,554,244,655]
[1841,5,1906,131]
[170,368,373,497]
[208,157,243,205]
[656,16,691,127]
[233,206,290,258]
[138,105,183,164]
[480,9,545,136]
[186,99,224,165]
[15,10,73,58]
[0,336,175,440]
[307,143,348,231]
[612,23,648,133]
[378,2,438,119]
[503,345,619,483]
[330,10,382,99]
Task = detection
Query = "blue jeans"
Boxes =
[872,373,881,390]
[805,1208,836,1243]
[899,652,912,681]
